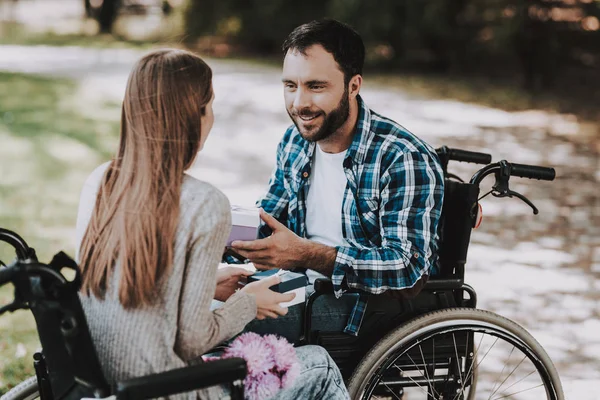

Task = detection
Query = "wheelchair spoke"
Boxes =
[432,336,436,377]
[475,336,499,371]
[490,365,537,399]
[452,332,465,399]
[381,381,405,400]
[464,329,486,381]
[488,346,516,399]
[491,383,545,399]
[406,353,442,398]
[419,343,441,398]
[391,364,433,398]
[456,330,483,398]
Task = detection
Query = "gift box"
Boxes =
[226,205,260,246]
[247,269,308,308]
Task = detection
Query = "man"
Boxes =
[231,19,444,341]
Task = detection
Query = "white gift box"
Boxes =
[226,206,260,246]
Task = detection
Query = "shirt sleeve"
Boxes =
[331,151,444,297]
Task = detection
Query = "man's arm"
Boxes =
[300,240,337,276]
[331,151,444,297]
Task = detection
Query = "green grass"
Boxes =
[0,72,120,394]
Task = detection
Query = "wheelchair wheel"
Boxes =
[348,308,563,400]
[1,376,39,400]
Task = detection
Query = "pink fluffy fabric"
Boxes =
[262,334,301,388]
[206,332,301,400]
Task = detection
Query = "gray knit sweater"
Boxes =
[76,163,257,399]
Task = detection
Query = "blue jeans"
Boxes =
[217,345,349,399]
[269,345,349,399]
[244,284,359,343]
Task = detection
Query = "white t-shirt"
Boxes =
[305,144,348,283]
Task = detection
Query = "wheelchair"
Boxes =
[0,146,564,400]
[301,147,564,399]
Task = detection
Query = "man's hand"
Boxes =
[231,209,306,271]
[231,209,337,275]
[214,266,254,302]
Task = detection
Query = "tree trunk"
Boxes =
[97,0,120,34]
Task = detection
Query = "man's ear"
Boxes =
[349,75,362,98]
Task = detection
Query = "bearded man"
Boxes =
[231,19,445,342]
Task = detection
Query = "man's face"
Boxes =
[282,45,349,142]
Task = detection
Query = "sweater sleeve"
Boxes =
[175,186,257,362]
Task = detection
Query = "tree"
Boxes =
[84,0,121,34]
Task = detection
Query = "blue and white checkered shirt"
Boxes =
[258,95,444,335]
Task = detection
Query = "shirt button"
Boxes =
[414,253,419,259]
[302,171,309,178]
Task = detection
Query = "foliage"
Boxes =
[183,0,600,91]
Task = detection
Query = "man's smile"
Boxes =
[297,113,322,125]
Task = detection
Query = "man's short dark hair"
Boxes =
[282,19,365,84]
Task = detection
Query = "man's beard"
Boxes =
[288,87,350,143]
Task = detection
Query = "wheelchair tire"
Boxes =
[1,376,39,400]
[347,308,564,400]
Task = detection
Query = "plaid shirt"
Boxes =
[257,95,444,335]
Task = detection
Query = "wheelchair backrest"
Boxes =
[436,179,480,279]
[27,252,109,399]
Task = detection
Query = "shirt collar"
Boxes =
[345,94,371,166]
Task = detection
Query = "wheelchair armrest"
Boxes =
[423,278,463,290]
[313,277,335,294]
[313,278,368,296]
[115,357,246,400]
[314,277,465,294]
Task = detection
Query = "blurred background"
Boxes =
[0,0,598,397]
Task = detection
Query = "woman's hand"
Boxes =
[241,275,296,320]
[214,266,254,302]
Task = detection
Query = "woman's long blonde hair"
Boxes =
[79,49,213,308]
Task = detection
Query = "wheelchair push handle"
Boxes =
[470,160,556,215]
[436,146,492,165]
[0,227,36,261]
[510,163,556,181]
[447,148,492,165]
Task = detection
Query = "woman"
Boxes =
[76,49,349,399]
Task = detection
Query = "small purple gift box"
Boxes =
[226,205,260,246]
